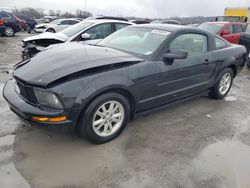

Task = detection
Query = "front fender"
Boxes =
[75,72,137,108]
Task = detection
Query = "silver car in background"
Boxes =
[34,18,80,33]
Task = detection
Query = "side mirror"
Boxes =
[221,30,230,36]
[163,50,188,61]
[81,33,91,40]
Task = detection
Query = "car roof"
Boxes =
[130,23,186,32]
[85,19,133,24]
[203,22,246,25]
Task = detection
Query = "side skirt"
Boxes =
[133,89,211,119]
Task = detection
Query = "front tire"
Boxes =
[78,93,130,144]
[209,68,233,99]
[46,28,55,33]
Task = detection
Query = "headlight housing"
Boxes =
[34,89,63,109]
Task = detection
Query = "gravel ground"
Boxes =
[1,32,250,188]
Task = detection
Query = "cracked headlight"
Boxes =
[34,89,63,109]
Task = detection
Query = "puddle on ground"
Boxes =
[191,140,250,188]
[225,95,237,102]
[0,83,5,100]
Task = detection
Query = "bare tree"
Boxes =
[13,7,45,18]
[75,9,92,18]
[49,9,55,16]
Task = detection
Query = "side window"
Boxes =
[233,24,243,33]
[115,23,129,31]
[60,20,71,25]
[169,33,208,56]
[85,23,112,40]
[70,20,79,25]
[215,37,227,49]
[227,25,233,33]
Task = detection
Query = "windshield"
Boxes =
[60,21,94,37]
[50,19,62,25]
[198,23,224,34]
[98,27,170,57]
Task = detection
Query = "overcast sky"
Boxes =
[2,0,250,18]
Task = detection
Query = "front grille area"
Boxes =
[15,79,37,104]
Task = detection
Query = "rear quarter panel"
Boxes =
[210,44,246,83]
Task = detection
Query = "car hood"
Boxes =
[23,32,68,43]
[14,42,143,86]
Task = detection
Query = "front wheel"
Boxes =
[78,93,130,144]
[46,28,55,33]
[209,68,233,99]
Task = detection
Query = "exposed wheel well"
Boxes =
[228,64,237,78]
[75,88,136,130]
[46,28,55,32]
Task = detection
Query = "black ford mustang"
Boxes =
[3,24,246,143]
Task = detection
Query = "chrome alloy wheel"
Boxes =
[219,72,232,95]
[92,101,125,137]
[5,27,14,36]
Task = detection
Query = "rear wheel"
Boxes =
[5,26,14,37]
[78,93,130,144]
[246,55,250,68]
[209,68,233,99]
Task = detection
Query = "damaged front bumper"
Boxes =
[3,79,73,126]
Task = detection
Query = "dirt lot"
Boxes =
[1,33,250,188]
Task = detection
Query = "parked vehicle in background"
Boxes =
[240,23,250,67]
[34,18,80,33]
[17,18,27,30]
[4,24,246,143]
[36,16,59,25]
[22,19,133,59]
[131,20,151,24]
[187,23,200,27]
[16,14,37,33]
[217,7,250,23]
[0,16,5,35]
[0,11,22,36]
[85,16,129,22]
[198,22,246,44]
[151,20,181,25]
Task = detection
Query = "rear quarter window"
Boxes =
[215,37,227,49]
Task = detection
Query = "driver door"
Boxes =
[155,33,215,106]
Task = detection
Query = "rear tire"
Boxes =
[246,58,250,68]
[78,93,130,144]
[209,68,233,99]
[4,26,14,37]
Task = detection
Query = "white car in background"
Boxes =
[34,18,80,33]
[22,19,134,59]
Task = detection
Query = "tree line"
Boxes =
[13,7,92,19]
[13,7,215,24]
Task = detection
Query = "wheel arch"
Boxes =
[74,86,137,130]
[227,64,237,78]
[46,27,55,32]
